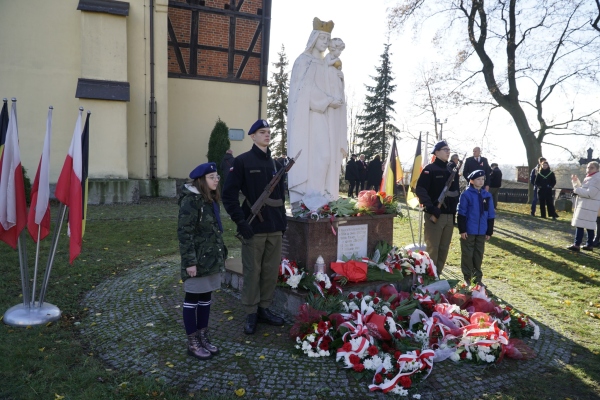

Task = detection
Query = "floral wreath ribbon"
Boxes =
[368,349,435,393]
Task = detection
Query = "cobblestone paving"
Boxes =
[80,259,572,399]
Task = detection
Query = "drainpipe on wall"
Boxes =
[257,0,265,119]
[149,0,158,186]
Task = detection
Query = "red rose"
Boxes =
[342,342,352,352]
[357,292,364,299]
[353,363,365,372]
[319,341,329,350]
[394,351,402,359]
[373,297,380,304]
[349,354,361,365]
[399,375,412,388]
[317,321,328,333]
[460,351,467,359]
[367,345,379,356]
[393,331,402,339]
[386,312,393,318]
[348,293,355,300]
[374,373,383,384]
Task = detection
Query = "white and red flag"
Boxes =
[27,107,53,242]
[0,101,28,249]
[55,109,89,264]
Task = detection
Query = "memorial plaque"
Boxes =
[337,224,368,260]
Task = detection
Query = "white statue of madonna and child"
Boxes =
[287,17,348,212]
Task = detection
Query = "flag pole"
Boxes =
[30,228,42,307]
[400,182,416,245]
[38,203,67,306]
[17,230,30,307]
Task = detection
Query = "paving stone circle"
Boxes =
[80,259,573,399]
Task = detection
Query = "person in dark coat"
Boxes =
[489,163,502,210]
[366,155,383,191]
[222,119,287,335]
[533,161,558,220]
[463,147,491,190]
[530,157,546,216]
[357,154,368,191]
[345,154,359,197]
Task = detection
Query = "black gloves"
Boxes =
[237,221,254,240]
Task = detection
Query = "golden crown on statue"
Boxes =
[313,17,334,33]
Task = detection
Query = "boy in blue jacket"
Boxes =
[457,170,496,286]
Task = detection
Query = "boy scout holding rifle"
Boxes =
[415,141,463,276]
[222,119,291,335]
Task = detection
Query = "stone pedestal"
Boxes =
[282,214,395,273]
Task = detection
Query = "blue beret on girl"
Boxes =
[189,162,217,179]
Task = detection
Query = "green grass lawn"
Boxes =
[1,199,599,399]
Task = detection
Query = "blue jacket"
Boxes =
[457,186,495,236]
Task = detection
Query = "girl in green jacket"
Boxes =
[177,162,227,360]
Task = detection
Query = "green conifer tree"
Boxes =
[357,43,399,160]
[267,44,289,156]
[206,118,230,176]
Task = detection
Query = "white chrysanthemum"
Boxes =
[477,350,487,361]
[413,395,422,399]
[449,351,460,362]
[286,273,303,289]
[382,355,393,371]
[295,344,300,349]
[478,346,491,354]
[296,336,302,343]
[319,349,330,357]
[415,330,429,343]
[466,351,473,360]
[306,334,315,343]
[491,343,499,350]
[485,354,495,363]
[391,386,409,396]
[370,355,383,370]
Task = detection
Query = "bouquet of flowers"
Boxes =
[355,190,397,215]
[277,258,304,289]
[295,319,335,358]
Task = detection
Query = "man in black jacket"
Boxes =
[222,119,287,335]
[463,147,491,190]
[345,154,359,197]
[415,140,458,275]
[489,163,502,210]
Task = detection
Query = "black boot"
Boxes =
[198,327,219,355]
[257,307,285,326]
[244,313,257,335]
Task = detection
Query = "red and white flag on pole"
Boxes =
[27,107,53,242]
[55,109,83,264]
[0,101,28,249]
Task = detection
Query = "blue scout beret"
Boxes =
[248,119,270,135]
[189,162,217,179]
[431,140,449,154]
[468,170,486,180]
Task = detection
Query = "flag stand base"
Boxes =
[3,302,61,327]
[403,243,427,252]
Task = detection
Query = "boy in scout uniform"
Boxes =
[415,140,459,275]
[222,119,287,334]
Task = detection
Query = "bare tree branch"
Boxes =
[593,0,600,32]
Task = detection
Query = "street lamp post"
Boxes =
[436,118,447,141]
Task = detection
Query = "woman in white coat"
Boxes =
[567,161,600,252]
